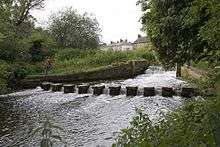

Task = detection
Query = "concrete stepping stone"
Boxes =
[51,83,63,92]
[92,85,105,95]
[64,84,75,93]
[126,86,138,96]
[109,86,121,96]
[78,85,90,94]
[41,82,51,91]
[144,87,155,97]
[162,87,174,97]
[181,87,195,98]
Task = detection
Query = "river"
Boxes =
[0,67,186,147]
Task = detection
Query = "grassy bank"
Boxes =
[113,63,220,147]
[51,47,158,75]
[30,46,159,75]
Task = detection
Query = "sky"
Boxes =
[32,0,145,44]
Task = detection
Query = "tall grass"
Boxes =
[50,47,158,75]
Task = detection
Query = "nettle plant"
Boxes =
[32,117,67,147]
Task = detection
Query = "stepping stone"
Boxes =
[92,85,105,95]
[181,87,195,98]
[144,87,155,97]
[78,85,90,94]
[64,84,75,93]
[41,82,51,91]
[162,87,174,97]
[109,86,121,96]
[51,83,63,92]
[126,86,138,96]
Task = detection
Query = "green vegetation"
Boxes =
[49,8,101,49]
[0,1,102,94]
[49,47,158,75]
[138,0,219,76]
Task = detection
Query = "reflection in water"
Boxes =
[0,67,186,147]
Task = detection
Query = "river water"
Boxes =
[0,67,186,147]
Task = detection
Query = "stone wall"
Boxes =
[20,60,149,89]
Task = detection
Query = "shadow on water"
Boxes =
[0,96,20,136]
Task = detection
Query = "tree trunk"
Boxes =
[176,63,182,77]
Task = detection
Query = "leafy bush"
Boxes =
[27,63,45,75]
[114,99,220,147]
[0,79,8,94]
[0,60,12,94]
[0,61,35,94]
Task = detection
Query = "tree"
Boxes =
[49,8,101,49]
[138,0,195,77]
[0,0,46,61]
[138,0,220,77]
[13,0,45,26]
[186,0,220,63]
[0,0,46,26]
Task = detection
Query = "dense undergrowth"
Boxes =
[113,62,220,147]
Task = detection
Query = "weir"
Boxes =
[20,60,149,89]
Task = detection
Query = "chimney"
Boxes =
[138,34,142,38]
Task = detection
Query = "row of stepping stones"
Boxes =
[41,82,196,98]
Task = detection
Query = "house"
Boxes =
[133,34,148,48]
[107,39,133,51]
[100,34,148,51]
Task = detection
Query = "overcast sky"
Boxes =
[32,0,145,43]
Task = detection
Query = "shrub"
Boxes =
[114,99,220,147]
[0,61,35,93]
[0,60,12,94]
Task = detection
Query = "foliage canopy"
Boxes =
[49,8,101,49]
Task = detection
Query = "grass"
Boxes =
[30,46,158,75]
